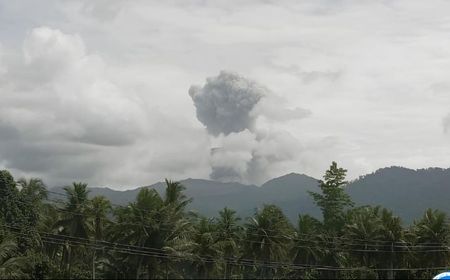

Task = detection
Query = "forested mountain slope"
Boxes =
[50,167,450,223]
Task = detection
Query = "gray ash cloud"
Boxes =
[189,71,265,136]
[189,71,309,183]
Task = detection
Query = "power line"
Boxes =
[45,190,442,247]
[46,188,450,247]
[2,224,449,273]
[10,191,450,251]
[22,197,450,252]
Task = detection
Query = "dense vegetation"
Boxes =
[0,162,448,279]
[74,167,450,224]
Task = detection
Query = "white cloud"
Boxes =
[444,114,450,133]
[0,45,6,76]
[80,0,126,21]
[0,0,450,187]
[23,27,85,70]
[0,26,210,187]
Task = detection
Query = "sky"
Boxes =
[1,0,450,189]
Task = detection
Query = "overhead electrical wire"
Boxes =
[1,224,449,273]
[7,190,450,251]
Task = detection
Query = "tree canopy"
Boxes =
[0,164,448,279]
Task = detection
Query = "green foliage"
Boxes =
[309,162,354,232]
[293,214,324,264]
[244,205,295,278]
[0,164,448,279]
[411,209,450,278]
[0,237,30,279]
[18,178,48,228]
[0,170,24,226]
[88,196,111,240]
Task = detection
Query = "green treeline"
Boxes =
[0,162,448,279]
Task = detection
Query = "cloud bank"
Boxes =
[0,27,211,187]
[2,0,450,187]
[444,114,450,133]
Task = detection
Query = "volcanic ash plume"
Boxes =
[189,71,265,136]
[189,71,308,184]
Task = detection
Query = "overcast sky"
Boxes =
[1,0,450,189]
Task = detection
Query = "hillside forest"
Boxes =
[0,162,448,279]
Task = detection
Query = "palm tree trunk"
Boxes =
[387,243,394,280]
[224,252,232,279]
[362,243,370,279]
[68,247,72,280]
[259,262,264,279]
[92,248,96,280]
[224,262,229,279]
[136,257,143,280]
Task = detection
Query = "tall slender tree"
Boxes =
[56,182,91,278]
[377,208,405,280]
[308,162,354,279]
[88,196,111,241]
[215,208,242,279]
[87,196,111,279]
[309,162,354,233]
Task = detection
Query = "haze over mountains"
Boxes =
[51,166,450,223]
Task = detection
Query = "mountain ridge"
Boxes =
[50,166,450,223]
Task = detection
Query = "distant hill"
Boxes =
[50,173,319,222]
[347,166,450,223]
[50,167,450,223]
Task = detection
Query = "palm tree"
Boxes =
[412,209,450,278]
[38,203,62,276]
[115,186,193,278]
[56,182,91,278]
[344,206,383,278]
[15,178,48,250]
[112,179,197,279]
[190,217,221,279]
[163,179,192,215]
[113,188,164,279]
[88,196,111,241]
[161,180,194,260]
[291,214,324,279]
[0,170,23,226]
[59,182,91,238]
[215,208,242,279]
[244,205,294,279]
[87,196,111,279]
[17,178,47,201]
[0,237,29,279]
[376,208,406,279]
[158,180,194,278]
